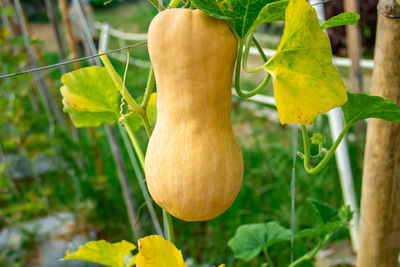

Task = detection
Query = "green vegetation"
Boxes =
[0,1,375,266]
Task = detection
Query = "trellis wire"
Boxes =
[92,21,374,70]
[290,126,298,263]
[0,28,374,81]
[0,42,147,79]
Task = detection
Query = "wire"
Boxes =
[0,41,147,79]
[1,0,329,81]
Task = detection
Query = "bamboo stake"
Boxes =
[43,0,80,140]
[13,0,67,129]
[2,0,21,37]
[106,126,140,240]
[72,0,141,240]
[13,0,55,129]
[343,0,363,93]
[56,0,103,173]
[58,0,80,69]
[44,0,68,74]
[357,1,400,266]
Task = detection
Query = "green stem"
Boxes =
[309,144,325,159]
[123,120,145,167]
[243,33,266,73]
[289,240,324,267]
[235,39,271,98]
[148,0,164,10]
[142,115,153,137]
[252,36,268,62]
[183,0,191,8]
[263,248,275,267]
[301,124,350,174]
[141,67,155,108]
[289,225,345,267]
[168,0,180,8]
[100,53,145,116]
[163,210,175,243]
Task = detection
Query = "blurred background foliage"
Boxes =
[0,0,371,266]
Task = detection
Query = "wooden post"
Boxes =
[343,0,363,93]
[56,0,104,173]
[58,0,80,69]
[44,0,68,74]
[357,1,400,266]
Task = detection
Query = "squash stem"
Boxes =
[100,53,145,117]
[142,115,153,137]
[251,35,268,62]
[168,0,180,8]
[123,119,146,167]
[163,210,175,243]
[242,33,266,73]
[300,124,350,174]
[263,248,275,267]
[141,67,155,109]
[288,240,324,267]
[148,0,164,11]
[234,39,271,98]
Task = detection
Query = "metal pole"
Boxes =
[311,0,359,252]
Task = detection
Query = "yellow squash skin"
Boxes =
[145,8,243,222]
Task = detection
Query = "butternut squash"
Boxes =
[145,8,243,222]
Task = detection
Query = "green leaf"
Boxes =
[320,12,360,30]
[228,222,291,260]
[296,220,344,239]
[309,199,338,224]
[60,66,120,127]
[296,204,352,239]
[342,92,400,127]
[61,240,136,267]
[125,93,157,132]
[264,0,347,125]
[250,0,289,32]
[192,0,285,39]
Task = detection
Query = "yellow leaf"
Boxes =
[265,0,347,125]
[61,86,107,112]
[136,235,187,267]
[61,240,136,267]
